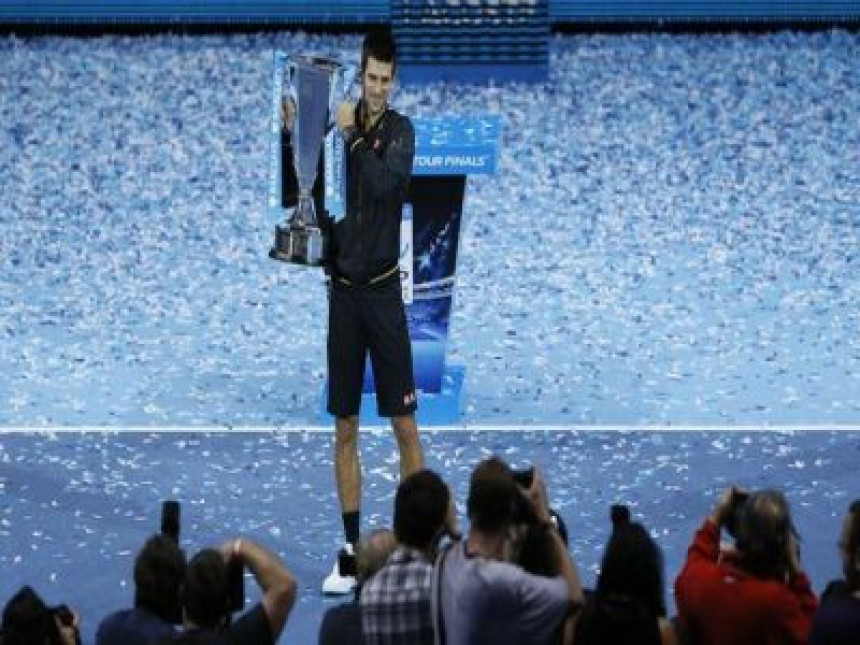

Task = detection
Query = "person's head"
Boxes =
[840,499,860,591]
[1,586,79,645]
[360,28,397,120]
[735,489,798,580]
[394,469,450,552]
[134,533,186,624]
[595,505,666,617]
[181,549,229,629]
[466,457,521,535]
[356,528,397,584]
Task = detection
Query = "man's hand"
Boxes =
[710,486,748,528]
[526,468,554,525]
[337,101,356,135]
[525,467,585,613]
[218,537,240,564]
[217,537,296,639]
[281,98,295,130]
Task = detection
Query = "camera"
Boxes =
[508,466,571,576]
[511,467,535,489]
[510,467,538,525]
[226,557,245,612]
[161,500,180,543]
[159,500,245,612]
[338,549,358,577]
[723,489,750,539]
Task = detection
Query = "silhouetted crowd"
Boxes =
[2,456,858,644]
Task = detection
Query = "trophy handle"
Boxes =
[328,63,357,129]
[282,61,298,133]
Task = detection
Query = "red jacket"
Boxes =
[674,519,818,645]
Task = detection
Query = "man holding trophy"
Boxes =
[273,29,423,595]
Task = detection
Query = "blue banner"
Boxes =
[413,116,501,176]
[324,128,347,222]
[401,176,466,393]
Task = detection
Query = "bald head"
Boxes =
[356,528,397,583]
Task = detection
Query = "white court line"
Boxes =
[0,424,859,433]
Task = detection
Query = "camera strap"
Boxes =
[434,542,453,645]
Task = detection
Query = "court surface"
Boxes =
[1,29,858,644]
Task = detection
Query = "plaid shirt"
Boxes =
[360,545,434,645]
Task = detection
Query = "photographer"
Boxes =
[360,469,453,644]
[96,533,186,645]
[432,457,583,645]
[319,528,398,644]
[674,487,818,645]
[809,499,860,645]
[573,506,677,645]
[1,585,81,645]
[166,537,296,644]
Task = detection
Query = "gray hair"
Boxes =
[736,489,797,580]
[356,528,397,583]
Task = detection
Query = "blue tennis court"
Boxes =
[0,29,858,643]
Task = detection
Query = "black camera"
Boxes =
[159,500,245,612]
[510,467,539,525]
[338,549,358,577]
[723,489,750,539]
[161,500,180,543]
[508,466,572,576]
[226,557,245,613]
[511,467,535,489]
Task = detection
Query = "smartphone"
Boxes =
[161,500,181,543]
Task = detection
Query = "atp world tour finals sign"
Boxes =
[267,50,500,423]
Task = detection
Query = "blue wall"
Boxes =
[0,0,390,24]
[552,1,860,22]
[1,0,858,25]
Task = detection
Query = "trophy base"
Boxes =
[269,223,327,267]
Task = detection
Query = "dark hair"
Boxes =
[596,506,666,617]
[466,457,520,533]
[182,549,228,629]
[1,586,64,645]
[394,469,450,550]
[736,490,797,580]
[361,27,397,74]
[134,533,186,624]
[844,499,860,591]
[573,508,665,645]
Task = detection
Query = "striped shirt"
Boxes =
[361,545,434,645]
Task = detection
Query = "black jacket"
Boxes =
[330,105,415,285]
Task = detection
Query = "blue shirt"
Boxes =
[432,541,569,645]
[809,593,860,645]
[96,607,177,645]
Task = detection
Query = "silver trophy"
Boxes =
[270,54,352,266]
